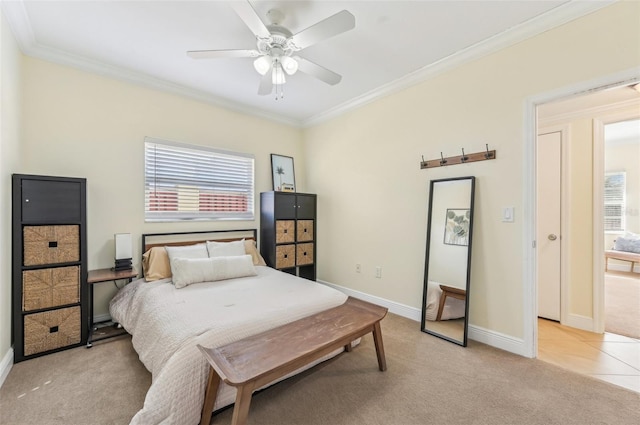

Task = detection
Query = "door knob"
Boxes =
[548,234,558,241]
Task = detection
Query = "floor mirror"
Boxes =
[421,176,475,346]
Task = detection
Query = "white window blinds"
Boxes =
[604,172,626,232]
[144,137,254,222]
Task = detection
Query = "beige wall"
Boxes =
[0,10,23,365]
[303,2,640,339]
[20,58,304,318]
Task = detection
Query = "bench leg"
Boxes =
[200,367,221,425]
[231,384,254,425]
[372,321,387,372]
[344,341,353,352]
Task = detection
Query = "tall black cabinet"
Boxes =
[12,174,88,362]
[260,192,316,281]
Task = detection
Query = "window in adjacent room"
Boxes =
[144,137,255,221]
[603,171,625,232]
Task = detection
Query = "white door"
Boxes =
[537,131,562,321]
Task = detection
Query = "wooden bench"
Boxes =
[197,296,388,425]
[605,249,640,273]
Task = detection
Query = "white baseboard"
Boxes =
[0,347,14,388]
[317,280,528,357]
[318,280,421,322]
[564,313,594,332]
[467,325,528,357]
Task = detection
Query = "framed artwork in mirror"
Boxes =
[271,154,296,192]
[444,208,470,246]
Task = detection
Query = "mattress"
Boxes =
[109,265,348,425]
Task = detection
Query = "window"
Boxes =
[144,137,254,221]
[603,172,626,232]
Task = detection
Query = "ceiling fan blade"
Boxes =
[230,1,271,39]
[295,57,342,85]
[187,49,260,59]
[258,69,273,95]
[289,10,355,50]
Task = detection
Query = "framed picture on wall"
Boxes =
[443,208,470,246]
[271,154,296,192]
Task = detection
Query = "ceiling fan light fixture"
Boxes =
[253,56,271,75]
[272,62,286,85]
[281,56,299,75]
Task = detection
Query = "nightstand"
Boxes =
[86,267,138,347]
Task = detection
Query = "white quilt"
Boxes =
[109,266,347,425]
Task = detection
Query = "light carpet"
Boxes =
[605,272,640,339]
[1,313,638,425]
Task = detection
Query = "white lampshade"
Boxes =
[281,56,299,75]
[253,56,271,75]
[115,233,132,260]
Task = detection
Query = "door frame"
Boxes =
[522,68,639,358]
[536,125,571,325]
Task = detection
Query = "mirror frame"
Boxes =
[420,176,475,346]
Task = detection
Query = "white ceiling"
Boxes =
[1,0,615,126]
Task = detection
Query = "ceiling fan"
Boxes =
[187,1,356,99]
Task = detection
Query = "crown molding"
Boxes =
[0,0,300,127]
[2,0,617,129]
[301,0,617,127]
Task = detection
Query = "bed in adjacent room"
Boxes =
[109,229,349,425]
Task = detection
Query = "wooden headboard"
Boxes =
[141,229,257,254]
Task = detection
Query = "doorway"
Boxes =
[533,83,640,393]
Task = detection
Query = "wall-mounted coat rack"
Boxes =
[420,144,496,169]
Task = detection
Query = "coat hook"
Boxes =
[461,148,468,162]
[440,152,447,165]
[484,143,493,159]
[422,155,425,163]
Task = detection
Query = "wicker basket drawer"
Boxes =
[297,220,314,242]
[276,220,295,244]
[296,243,314,266]
[22,266,80,312]
[23,225,79,266]
[275,244,296,269]
[23,306,81,356]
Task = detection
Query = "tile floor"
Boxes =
[538,318,640,393]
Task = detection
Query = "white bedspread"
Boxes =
[109,266,347,425]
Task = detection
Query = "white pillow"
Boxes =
[172,255,257,289]
[624,231,640,240]
[206,239,246,258]
[165,243,209,273]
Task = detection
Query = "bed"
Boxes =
[109,229,349,425]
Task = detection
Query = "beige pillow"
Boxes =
[244,239,266,266]
[142,247,172,281]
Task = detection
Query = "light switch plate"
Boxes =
[502,207,515,222]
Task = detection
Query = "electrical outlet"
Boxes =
[375,266,382,278]
[356,263,361,273]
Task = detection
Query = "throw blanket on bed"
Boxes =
[110,266,347,425]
